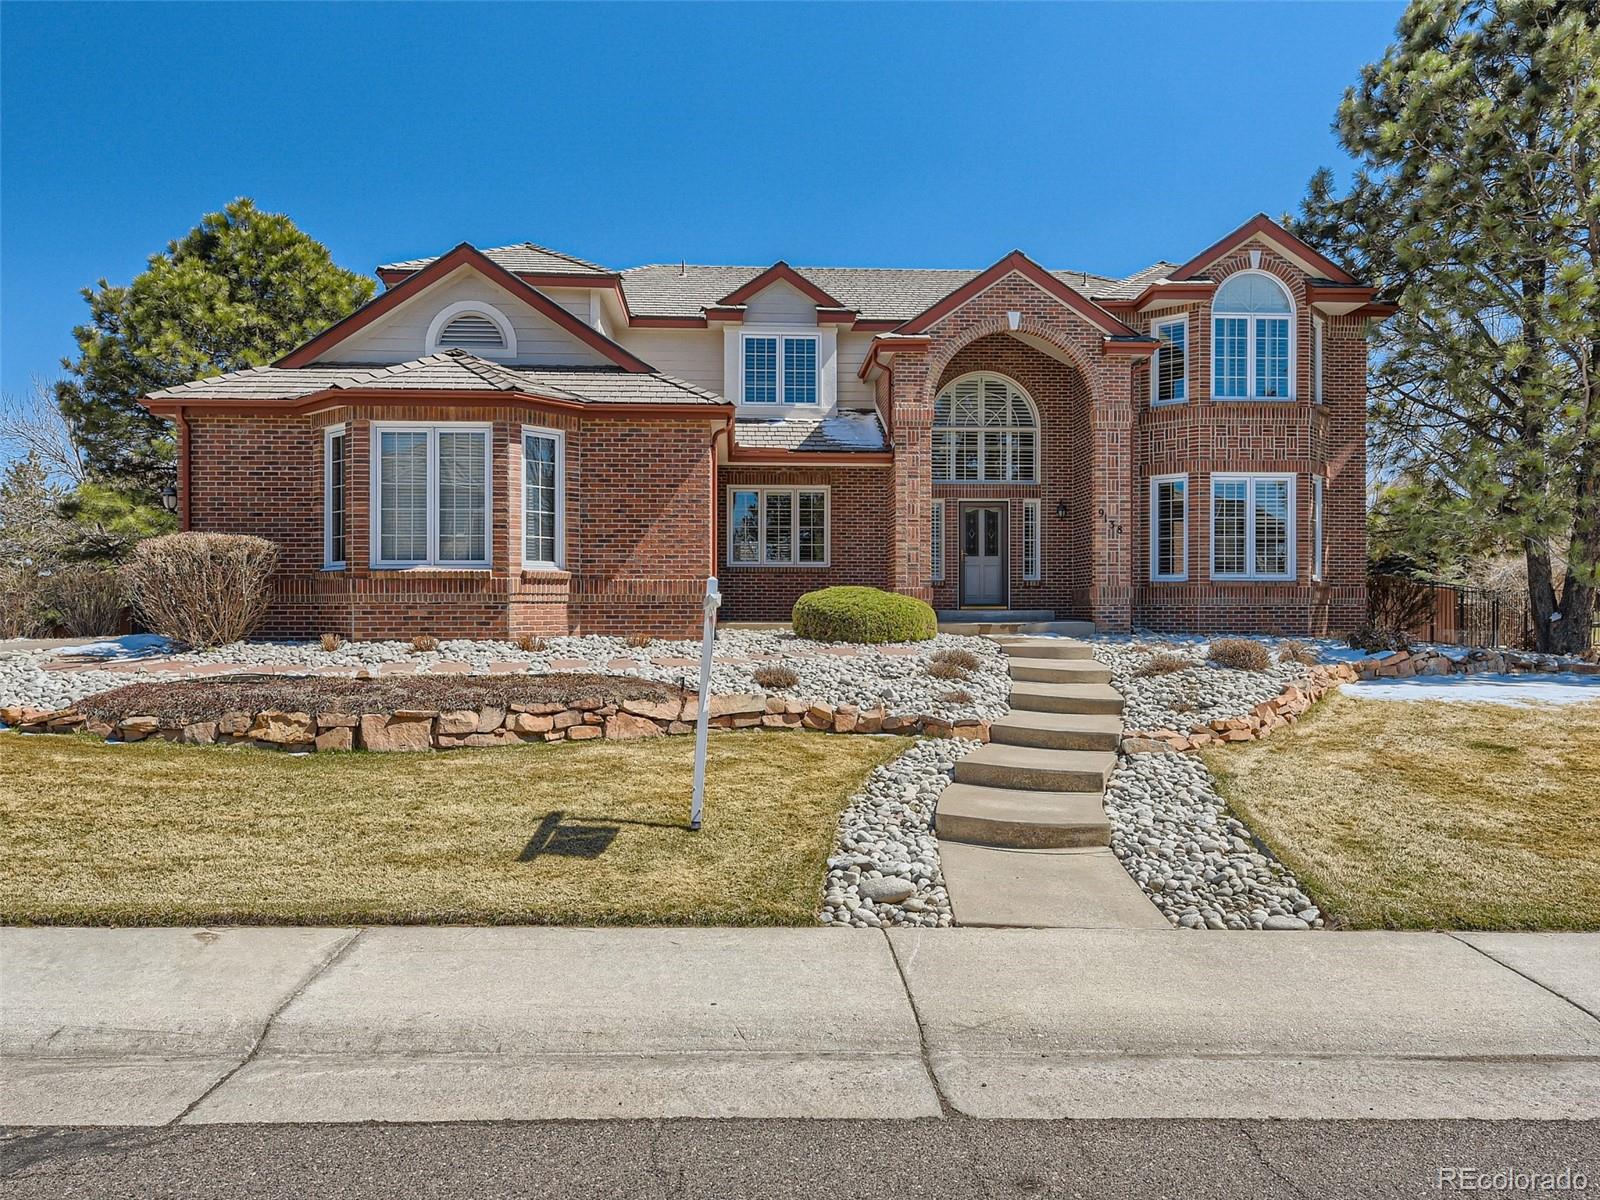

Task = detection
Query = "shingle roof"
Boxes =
[733,411,888,454]
[379,242,610,276]
[374,244,1171,322]
[146,349,728,407]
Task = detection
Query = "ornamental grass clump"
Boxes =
[120,532,278,650]
[1134,651,1192,678]
[751,663,800,690]
[791,586,937,645]
[1207,637,1272,672]
[1276,639,1319,667]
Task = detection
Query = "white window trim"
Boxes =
[369,421,493,570]
[1313,315,1326,405]
[1149,473,1188,583]
[1151,314,1189,406]
[1312,475,1326,583]
[1022,498,1042,581]
[519,425,566,571]
[726,485,831,568]
[931,500,945,584]
[1209,472,1296,582]
[737,330,822,409]
[322,424,346,571]
[1210,270,1296,401]
[425,300,518,359]
[932,370,1041,484]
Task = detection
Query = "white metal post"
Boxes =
[690,576,721,831]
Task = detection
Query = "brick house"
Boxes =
[143,214,1392,639]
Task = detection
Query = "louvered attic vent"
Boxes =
[438,312,506,349]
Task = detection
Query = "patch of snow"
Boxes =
[1344,673,1600,706]
[56,634,173,661]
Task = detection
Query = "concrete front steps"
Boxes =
[936,636,1166,929]
[937,613,1097,637]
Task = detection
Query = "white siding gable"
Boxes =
[742,280,819,327]
[316,267,612,367]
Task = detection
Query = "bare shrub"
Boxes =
[44,565,125,636]
[927,659,971,681]
[0,566,52,638]
[320,633,343,653]
[1208,638,1271,672]
[752,663,800,690]
[938,689,973,705]
[516,633,547,653]
[120,532,278,649]
[1133,652,1191,677]
[410,634,439,654]
[930,647,980,672]
[1276,639,1319,667]
[1346,623,1412,654]
[625,632,654,649]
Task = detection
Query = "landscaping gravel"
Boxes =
[1089,637,1314,734]
[1104,750,1325,931]
[819,738,977,929]
[0,630,1010,722]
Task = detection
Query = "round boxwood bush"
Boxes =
[791,586,937,644]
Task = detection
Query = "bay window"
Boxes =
[1211,474,1294,581]
[1211,272,1294,399]
[323,425,346,569]
[729,487,828,566]
[372,424,491,568]
[1150,475,1187,582]
[522,427,564,569]
[742,334,818,405]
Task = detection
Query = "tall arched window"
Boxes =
[933,372,1038,483]
[1211,272,1293,399]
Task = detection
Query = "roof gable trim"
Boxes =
[1168,214,1358,286]
[279,244,655,372]
[898,251,1139,338]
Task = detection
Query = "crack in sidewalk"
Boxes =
[167,928,365,1125]
[883,930,961,1119]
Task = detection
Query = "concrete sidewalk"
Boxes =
[4,927,1598,1124]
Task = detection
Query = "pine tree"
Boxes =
[56,198,375,500]
[1294,0,1600,654]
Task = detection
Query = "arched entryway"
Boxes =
[928,335,1097,617]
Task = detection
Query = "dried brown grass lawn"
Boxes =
[0,731,910,926]
[1202,691,1600,930]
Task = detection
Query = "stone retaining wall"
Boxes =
[1353,646,1600,680]
[1121,662,1359,754]
[1,694,990,751]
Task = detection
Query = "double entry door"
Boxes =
[958,502,1007,608]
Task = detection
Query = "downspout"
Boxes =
[710,420,731,580]
[176,408,192,531]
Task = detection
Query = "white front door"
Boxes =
[960,504,1006,607]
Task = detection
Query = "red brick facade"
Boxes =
[163,222,1374,639]
[184,404,720,639]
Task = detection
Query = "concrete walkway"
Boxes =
[937,636,1165,927]
[5,927,1598,1125]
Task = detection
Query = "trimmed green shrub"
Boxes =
[792,586,937,644]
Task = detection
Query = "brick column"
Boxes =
[1091,363,1134,631]
[887,362,933,602]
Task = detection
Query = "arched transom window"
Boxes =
[933,372,1038,483]
[1211,271,1293,399]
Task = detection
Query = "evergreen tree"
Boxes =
[56,198,374,499]
[1294,0,1600,654]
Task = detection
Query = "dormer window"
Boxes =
[741,333,818,405]
[1211,271,1293,399]
[426,301,517,358]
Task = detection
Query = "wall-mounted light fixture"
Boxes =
[160,486,178,514]
[1055,499,1069,519]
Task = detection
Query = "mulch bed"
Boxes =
[75,673,679,725]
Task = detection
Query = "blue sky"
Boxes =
[0,1,1403,399]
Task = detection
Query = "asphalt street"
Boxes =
[4,1119,1599,1199]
